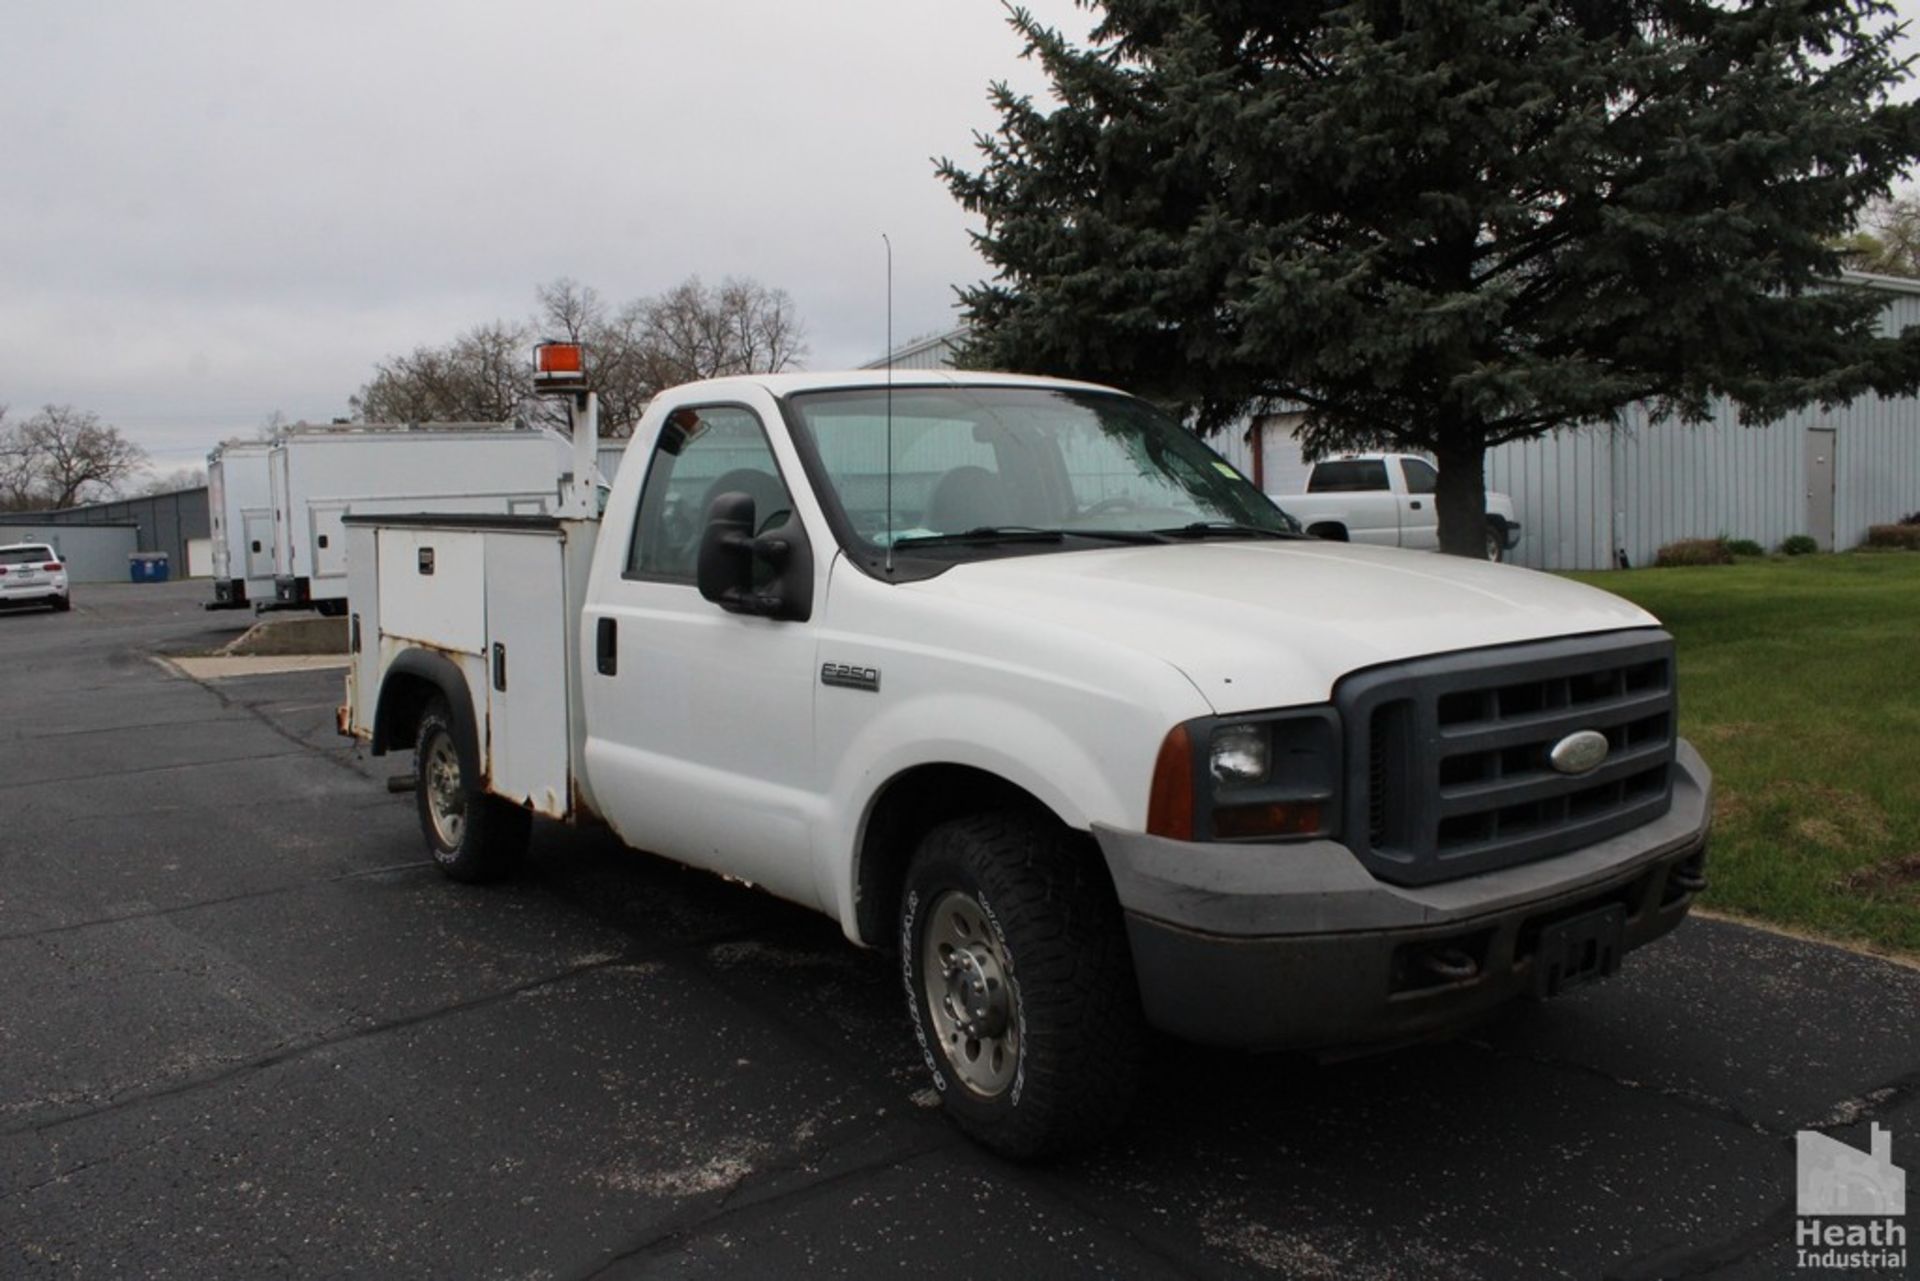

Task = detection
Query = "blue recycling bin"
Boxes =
[129,552,171,583]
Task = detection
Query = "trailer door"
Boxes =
[243,510,275,580]
[310,501,350,580]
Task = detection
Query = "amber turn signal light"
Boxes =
[1146,723,1194,840]
[1211,802,1324,841]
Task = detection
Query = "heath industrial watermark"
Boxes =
[1795,1123,1906,1271]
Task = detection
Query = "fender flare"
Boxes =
[372,648,481,782]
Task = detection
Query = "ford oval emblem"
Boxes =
[1549,730,1610,775]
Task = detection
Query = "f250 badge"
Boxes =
[821,662,880,693]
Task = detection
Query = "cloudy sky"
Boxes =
[0,0,1090,474]
[2,1,1915,479]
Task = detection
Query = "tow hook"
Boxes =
[1670,866,1709,894]
[1415,946,1480,983]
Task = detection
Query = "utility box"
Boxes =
[129,551,171,583]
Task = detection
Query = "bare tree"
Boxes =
[0,405,32,511]
[536,277,605,344]
[580,298,660,438]
[1,406,148,509]
[139,466,208,496]
[349,275,807,440]
[350,320,535,424]
[639,276,808,385]
[1843,192,1920,278]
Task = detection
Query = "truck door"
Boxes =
[582,401,823,911]
[1398,457,1441,550]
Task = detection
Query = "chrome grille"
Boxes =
[1337,631,1677,886]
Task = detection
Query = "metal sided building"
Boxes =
[1,486,211,573]
[1223,272,1920,570]
[0,520,140,582]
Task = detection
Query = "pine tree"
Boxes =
[942,0,1920,555]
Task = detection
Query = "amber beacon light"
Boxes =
[533,341,587,390]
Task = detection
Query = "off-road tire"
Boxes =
[901,811,1145,1161]
[414,695,529,883]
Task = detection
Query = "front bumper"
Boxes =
[1093,740,1712,1051]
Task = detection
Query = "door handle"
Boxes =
[596,617,617,676]
[1409,501,1423,510]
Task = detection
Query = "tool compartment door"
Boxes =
[483,530,571,818]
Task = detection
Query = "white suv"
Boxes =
[0,543,72,612]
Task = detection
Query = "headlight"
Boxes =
[1209,724,1270,786]
[1148,708,1341,843]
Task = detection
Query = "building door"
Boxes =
[1804,427,1837,550]
[1252,411,1310,495]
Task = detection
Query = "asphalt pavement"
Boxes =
[1,581,1915,1279]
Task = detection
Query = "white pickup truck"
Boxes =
[1273,453,1523,561]
[340,365,1710,1160]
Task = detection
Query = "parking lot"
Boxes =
[1,581,1915,1279]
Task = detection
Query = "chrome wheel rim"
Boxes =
[424,732,466,848]
[921,890,1019,1098]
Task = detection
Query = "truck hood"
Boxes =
[909,540,1657,714]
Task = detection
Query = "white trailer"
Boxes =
[268,423,583,614]
[206,440,278,609]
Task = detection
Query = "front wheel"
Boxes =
[415,696,529,882]
[900,812,1145,1161]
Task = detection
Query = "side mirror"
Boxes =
[696,492,812,621]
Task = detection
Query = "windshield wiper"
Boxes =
[893,526,1066,547]
[893,525,1170,549]
[1156,521,1297,540]
[1055,528,1167,544]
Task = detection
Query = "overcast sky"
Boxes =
[0,0,1090,473]
[2,1,1915,477]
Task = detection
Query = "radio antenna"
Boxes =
[883,232,895,575]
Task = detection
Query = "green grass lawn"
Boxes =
[1566,553,1920,958]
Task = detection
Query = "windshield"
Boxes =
[0,546,55,565]
[784,386,1298,561]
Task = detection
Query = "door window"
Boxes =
[1400,458,1439,494]
[625,405,794,582]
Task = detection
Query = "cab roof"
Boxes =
[656,370,1124,400]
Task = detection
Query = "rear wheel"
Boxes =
[900,812,1145,1161]
[415,696,529,882]
[51,593,71,612]
[1485,520,1507,563]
